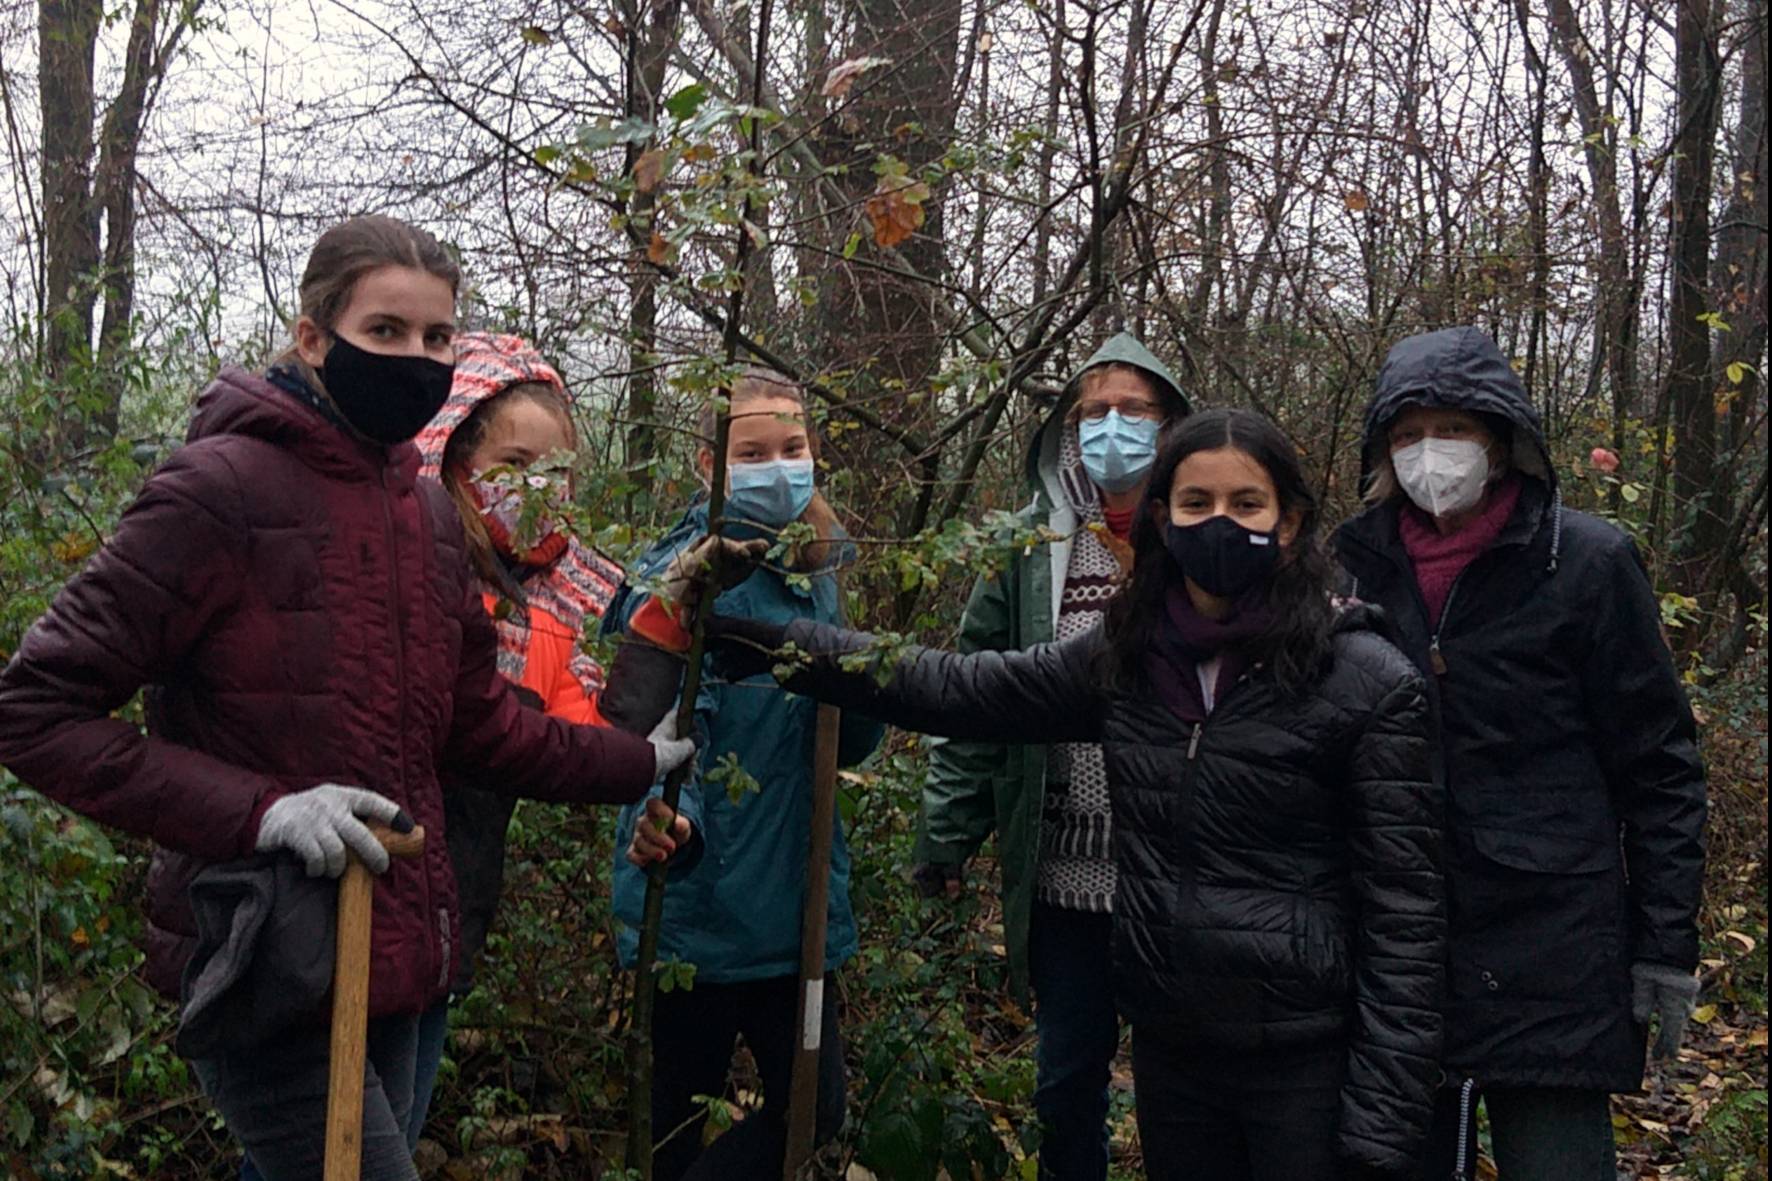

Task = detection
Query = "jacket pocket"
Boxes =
[1294,895,1352,998]
[1452,828,1626,1002]
[1467,826,1617,874]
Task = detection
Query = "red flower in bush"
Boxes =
[1590,447,1621,474]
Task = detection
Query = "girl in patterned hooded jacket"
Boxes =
[396,333,742,1149]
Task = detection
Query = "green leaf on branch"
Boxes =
[664,83,709,121]
[578,116,656,152]
[654,957,698,993]
[705,751,761,805]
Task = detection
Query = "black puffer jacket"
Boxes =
[730,609,1443,1173]
[1333,326,1707,1092]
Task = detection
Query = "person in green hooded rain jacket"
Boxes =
[605,368,884,1181]
[915,332,1190,1181]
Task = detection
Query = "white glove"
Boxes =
[255,783,404,877]
[648,713,697,779]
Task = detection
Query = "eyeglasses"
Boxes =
[1076,400,1164,424]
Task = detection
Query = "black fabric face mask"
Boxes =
[318,334,454,446]
[1163,514,1281,598]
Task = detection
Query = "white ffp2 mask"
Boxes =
[1391,437,1491,517]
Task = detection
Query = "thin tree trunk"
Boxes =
[1666,0,1724,591]
[1514,0,1551,421]
[1544,0,1639,487]
[624,0,683,505]
[623,2,773,1173]
[38,0,103,395]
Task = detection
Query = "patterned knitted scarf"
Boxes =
[1036,426,1132,913]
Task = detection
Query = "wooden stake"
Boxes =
[324,822,426,1181]
[783,704,841,1180]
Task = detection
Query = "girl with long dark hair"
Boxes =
[705,408,1445,1180]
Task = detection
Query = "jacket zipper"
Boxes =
[380,470,435,981]
[380,470,408,794]
[1427,571,1467,677]
[436,907,452,991]
[1183,668,1253,761]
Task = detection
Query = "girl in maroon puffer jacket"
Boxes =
[0,216,699,1181]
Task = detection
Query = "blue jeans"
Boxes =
[240,1003,447,1180]
[202,1013,421,1181]
[405,998,450,1149]
[1029,901,1120,1181]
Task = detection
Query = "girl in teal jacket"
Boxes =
[606,368,883,1181]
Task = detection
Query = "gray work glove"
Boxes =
[255,783,404,878]
[1631,961,1700,1059]
[648,712,697,780]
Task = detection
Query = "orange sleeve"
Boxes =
[628,595,693,651]
[485,595,608,727]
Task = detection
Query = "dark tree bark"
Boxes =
[623,0,684,500]
[38,0,103,388]
[1666,0,1725,586]
[38,0,196,452]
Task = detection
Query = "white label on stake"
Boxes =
[801,978,825,1051]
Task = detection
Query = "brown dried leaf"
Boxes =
[1343,189,1369,212]
[865,176,930,248]
[647,230,670,265]
[823,55,889,99]
[633,148,666,194]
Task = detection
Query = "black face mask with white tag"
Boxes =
[319,334,454,445]
[1162,514,1280,598]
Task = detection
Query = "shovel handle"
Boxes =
[324,822,426,1181]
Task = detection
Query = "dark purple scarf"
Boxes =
[1147,581,1273,724]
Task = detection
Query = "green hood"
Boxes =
[1066,330,1189,409]
[1025,330,1191,496]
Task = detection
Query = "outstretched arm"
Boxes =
[705,615,1105,745]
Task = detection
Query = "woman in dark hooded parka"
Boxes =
[1332,326,1708,1180]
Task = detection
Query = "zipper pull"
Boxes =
[1430,639,1447,676]
[1187,722,1203,760]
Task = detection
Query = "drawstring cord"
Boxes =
[1452,1076,1478,1181]
[1546,485,1564,573]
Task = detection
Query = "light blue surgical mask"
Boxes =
[726,458,816,529]
[1078,410,1160,493]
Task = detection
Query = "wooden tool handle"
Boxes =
[366,820,427,862]
[323,822,426,1181]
